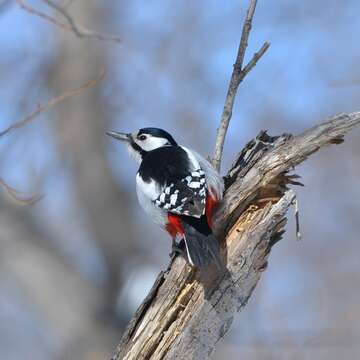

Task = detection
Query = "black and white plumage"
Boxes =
[138,145,207,217]
[154,169,206,216]
[107,127,224,268]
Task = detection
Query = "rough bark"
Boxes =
[112,111,360,360]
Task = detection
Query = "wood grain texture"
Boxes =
[112,111,360,360]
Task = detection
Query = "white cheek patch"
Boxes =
[139,137,169,152]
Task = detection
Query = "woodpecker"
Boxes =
[107,127,224,268]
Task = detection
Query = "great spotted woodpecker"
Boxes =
[107,128,224,268]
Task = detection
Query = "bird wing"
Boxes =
[153,168,207,218]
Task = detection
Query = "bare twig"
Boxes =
[17,0,121,43]
[0,177,43,205]
[0,69,105,138]
[212,0,270,171]
[17,0,71,30]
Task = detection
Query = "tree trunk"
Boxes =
[112,112,360,359]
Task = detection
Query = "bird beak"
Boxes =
[106,131,131,142]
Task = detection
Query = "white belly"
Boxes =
[136,174,167,228]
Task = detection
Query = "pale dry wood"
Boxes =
[212,0,270,171]
[112,111,360,360]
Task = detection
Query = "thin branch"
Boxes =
[0,69,105,138]
[17,0,71,30]
[241,42,270,77]
[42,0,89,37]
[17,0,121,43]
[0,177,43,205]
[212,0,269,171]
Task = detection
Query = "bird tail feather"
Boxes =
[182,222,221,269]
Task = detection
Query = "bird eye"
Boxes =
[138,134,147,141]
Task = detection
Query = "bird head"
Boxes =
[107,127,177,163]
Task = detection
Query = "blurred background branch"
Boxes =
[0,68,105,137]
[0,176,42,204]
[17,0,122,43]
